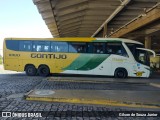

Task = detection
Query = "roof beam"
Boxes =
[57,18,82,26]
[59,22,82,29]
[60,29,79,35]
[119,10,144,16]
[56,11,86,22]
[59,27,80,33]
[57,15,108,25]
[54,3,88,16]
[145,26,160,35]
[33,0,59,37]
[33,0,49,4]
[60,31,78,35]
[91,0,131,37]
[109,3,160,38]
[109,20,130,25]
[85,9,117,16]
[133,0,159,3]
[60,24,100,29]
[124,23,160,39]
[55,0,88,9]
[41,11,54,19]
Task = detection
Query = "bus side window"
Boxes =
[43,42,50,52]
[69,42,86,53]
[32,41,50,52]
[33,41,41,52]
[106,42,128,57]
[51,42,68,52]
[6,40,19,51]
[19,41,32,51]
[93,43,105,54]
[87,43,93,53]
[51,42,56,52]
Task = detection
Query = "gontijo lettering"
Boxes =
[31,53,67,59]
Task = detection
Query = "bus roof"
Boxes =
[5,37,143,45]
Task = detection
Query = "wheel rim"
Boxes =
[38,66,50,76]
[28,68,33,74]
[41,68,47,74]
[117,71,124,78]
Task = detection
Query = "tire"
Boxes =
[38,65,50,77]
[25,65,37,76]
[114,68,127,78]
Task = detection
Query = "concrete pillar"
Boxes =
[145,36,151,49]
[103,24,107,38]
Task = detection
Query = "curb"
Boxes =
[25,94,160,109]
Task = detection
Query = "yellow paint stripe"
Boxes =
[5,37,96,42]
[26,96,160,109]
[46,78,110,84]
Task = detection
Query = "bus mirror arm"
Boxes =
[136,48,156,57]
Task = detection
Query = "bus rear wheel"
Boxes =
[114,68,127,78]
[38,65,50,77]
[25,65,37,76]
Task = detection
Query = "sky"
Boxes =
[0,0,52,56]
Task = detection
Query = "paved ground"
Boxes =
[0,65,160,120]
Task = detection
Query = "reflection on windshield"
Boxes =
[137,50,149,66]
[126,43,149,66]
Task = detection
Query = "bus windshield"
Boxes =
[136,49,150,66]
[126,43,150,66]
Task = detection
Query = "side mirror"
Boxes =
[136,48,156,57]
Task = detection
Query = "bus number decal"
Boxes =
[9,54,20,57]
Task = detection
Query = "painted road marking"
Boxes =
[26,96,160,109]
[150,83,160,88]
[46,78,110,84]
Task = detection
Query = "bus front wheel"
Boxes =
[25,65,37,76]
[38,65,50,77]
[114,68,127,78]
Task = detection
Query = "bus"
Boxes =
[3,37,155,78]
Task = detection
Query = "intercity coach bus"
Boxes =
[3,38,155,78]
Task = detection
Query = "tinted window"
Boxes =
[19,41,32,51]
[33,41,50,52]
[136,50,149,66]
[106,42,128,56]
[69,42,86,53]
[126,43,149,64]
[6,40,19,51]
[126,43,144,55]
[93,43,105,54]
[87,43,93,53]
[51,42,68,52]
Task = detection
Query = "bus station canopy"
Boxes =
[33,0,160,51]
